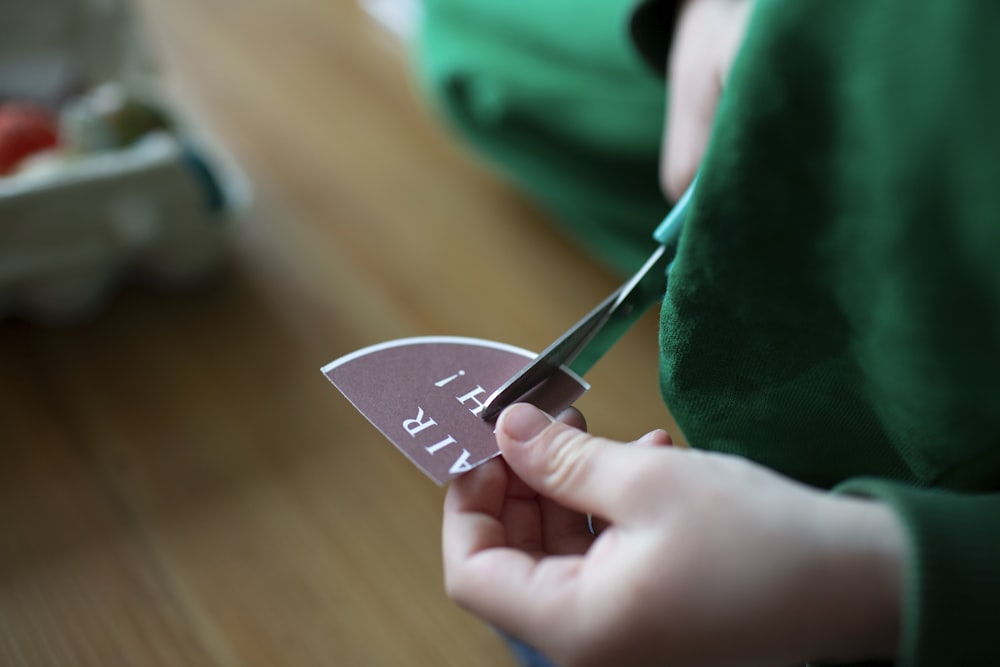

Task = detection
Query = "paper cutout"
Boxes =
[322,336,589,485]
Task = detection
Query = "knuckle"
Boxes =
[541,427,596,495]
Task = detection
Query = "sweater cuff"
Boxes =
[628,0,680,76]
[833,478,1000,667]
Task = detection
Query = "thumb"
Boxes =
[495,403,636,520]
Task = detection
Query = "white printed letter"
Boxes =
[455,385,489,417]
[434,371,466,387]
[448,450,474,474]
[425,434,458,455]
[403,407,437,437]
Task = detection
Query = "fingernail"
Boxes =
[637,429,673,447]
[498,403,552,444]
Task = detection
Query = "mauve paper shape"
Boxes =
[322,336,589,485]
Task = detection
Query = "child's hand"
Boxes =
[443,403,904,667]
[662,0,754,199]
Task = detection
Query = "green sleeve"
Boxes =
[835,480,1000,667]
[654,1,1000,664]
[414,0,670,275]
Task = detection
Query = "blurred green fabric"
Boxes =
[414,0,670,275]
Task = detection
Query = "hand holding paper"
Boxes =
[443,403,905,667]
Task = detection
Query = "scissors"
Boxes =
[481,180,697,421]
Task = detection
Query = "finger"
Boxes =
[446,457,545,555]
[663,1,754,200]
[540,495,595,555]
[501,493,545,554]
[661,0,724,200]
[445,545,584,646]
[443,462,583,639]
[514,406,593,554]
[495,403,644,521]
[662,9,720,200]
[539,429,671,545]
[539,429,667,547]
[636,428,673,447]
[443,457,510,551]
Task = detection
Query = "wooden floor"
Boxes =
[0,0,675,664]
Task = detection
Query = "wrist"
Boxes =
[807,495,905,662]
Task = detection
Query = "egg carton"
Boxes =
[0,0,249,323]
[0,130,248,323]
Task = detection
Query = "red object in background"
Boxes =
[0,104,59,175]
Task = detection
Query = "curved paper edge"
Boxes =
[320,335,588,389]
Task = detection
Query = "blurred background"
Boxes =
[0,0,675,664]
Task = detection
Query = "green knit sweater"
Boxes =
[417,1,1000,665]
[655,2,1000,664]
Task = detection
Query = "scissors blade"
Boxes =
[481,244,671,421]
[566,244,671,375]
[480,178,696,422]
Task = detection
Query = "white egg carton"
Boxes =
[0,131,248,322]
[0,0,249,323]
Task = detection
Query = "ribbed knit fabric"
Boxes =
[414,0,670,275]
